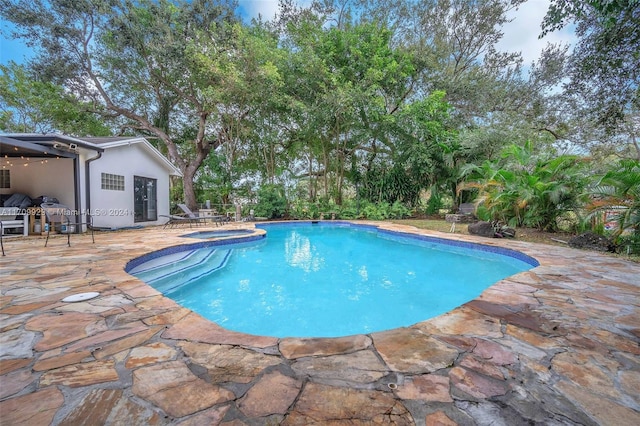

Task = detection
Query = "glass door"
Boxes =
[134,176,157,222]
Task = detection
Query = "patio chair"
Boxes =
[177,203,223,226]
[160,213,204,229]
[41,203,94,247]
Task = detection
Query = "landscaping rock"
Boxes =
[468,221,516,238]
[568,232,617,252]
[468,221,495,237]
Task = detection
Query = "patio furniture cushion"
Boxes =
[3,193,32,209]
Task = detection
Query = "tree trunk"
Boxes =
[182,167,199,211]
[631,133,640,161]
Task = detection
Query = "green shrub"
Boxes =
[460,143,588,231]
[618,232,640,255]
[253,184,288,219]
[360,201,390,220]
[288,200,322,219]
[336,200,361,219]
[425,192,442,216]
[585,159,640,240]
[390,200,411,219]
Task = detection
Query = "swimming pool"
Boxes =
[127,222,538,338]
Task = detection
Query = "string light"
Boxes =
[1,158,50,167]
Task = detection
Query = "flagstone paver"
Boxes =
[279,334,372,359]
[39,359,120,388]
[373,328,460,373]
[0,368,33,399]
[1,222,639,425]
[132,360,235,418]
[0,386,64,425]
[283,382,414,425]
[32,349,92,372]
[425,411,457,426]
[179,342,282,383]
[125,342,177,369]
[291,349,388,384]
[237,370,302,417]
[395,374,453,402]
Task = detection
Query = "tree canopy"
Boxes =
[542,0,640,158]
[1,0,638,221]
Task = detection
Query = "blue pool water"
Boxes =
[127,222,537,338]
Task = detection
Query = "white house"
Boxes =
[0,134,182,233]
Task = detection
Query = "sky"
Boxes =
[0,0,576,69]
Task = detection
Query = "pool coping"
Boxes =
[1,220,638,425]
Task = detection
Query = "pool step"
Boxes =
[128,249,213,277]
[131,248,232,294]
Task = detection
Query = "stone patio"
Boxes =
[0,222,638,425]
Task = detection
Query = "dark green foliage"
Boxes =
[617,233,640,255]
[360,164,421,206]
[0,62,112,135]
[389,200,411,219]
[356,200,409,220]
[253,184,288,219]
[424,192,443,216]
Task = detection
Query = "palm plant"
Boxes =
[584,159,640,240]
[459,143,588,231]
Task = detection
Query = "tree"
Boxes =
[0,0,242,209]
[191,22,290,204]
[352,0,575,208]
[0,62,111,135]
[541,0,638,35]
[276,14,421,205]
[355,0,527,125]
[542,0,640,158]
[389,91,458,206]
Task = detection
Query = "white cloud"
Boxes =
[237,0,281,21]
[496,0,577,65]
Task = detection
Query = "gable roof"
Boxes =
[78,137,182,177]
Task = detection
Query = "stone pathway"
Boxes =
[1,222,638,425]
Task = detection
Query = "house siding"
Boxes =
[89,144,171,229]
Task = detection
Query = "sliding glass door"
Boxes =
[134,176,157,222]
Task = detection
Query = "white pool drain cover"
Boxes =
[62,292,100,303]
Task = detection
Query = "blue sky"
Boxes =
[1,0,575,68]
